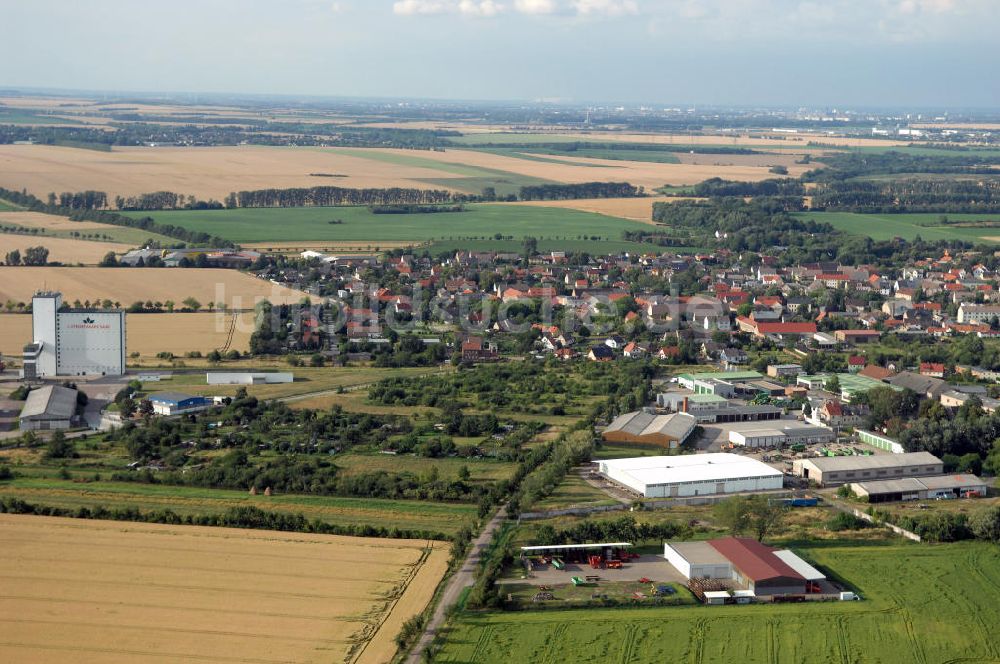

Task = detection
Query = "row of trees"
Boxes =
[810,178,1000,213]
[4,246,49,266]
[693,177,805,197]
[518,181,642,201]
[230,186,454,208]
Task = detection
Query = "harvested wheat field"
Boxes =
[0,312,254,358]
[386,147,809,189]
[0,267,308,309]
[0,513,448,664]
[505,196,705,222]
[0,235,131,264]
[0,144,460,202]
[551,131,914,149]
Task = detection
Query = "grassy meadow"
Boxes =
[435,542,1000,664]
[141,204,651,245]
[0,476,478,537]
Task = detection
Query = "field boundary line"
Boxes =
[0,640,283,664]
[348,541,436,664]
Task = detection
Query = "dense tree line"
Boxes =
[518,182,642,201]
[115,191,224,211]
[0,123,460,150]
[693,177,805,197]
[232,186,454,208]
[809,179,1000,213]
[55,190,107,210]
[531,514,684,546]
[651,198,979,268]
[368,204,464,214]
[805,151,1000,182]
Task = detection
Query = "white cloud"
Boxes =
[514,0,557,13]
[393,0,504,15]
[460,0,504,15]
[571,0,638,16]
[392,0,451,15]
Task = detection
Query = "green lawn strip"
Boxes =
[529,475,620,511]
[0,477,476,535]
[142,204,651,244]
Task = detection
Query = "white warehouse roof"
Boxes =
[598,453,782,489]
[774,550,826,581]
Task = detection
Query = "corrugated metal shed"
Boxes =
[19,385,77,420]
[708,537,804,583]
[802,451,941,473]
[774,550,826,581]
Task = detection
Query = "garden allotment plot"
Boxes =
[0,514,448,664]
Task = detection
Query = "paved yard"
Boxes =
[501,554,686,586]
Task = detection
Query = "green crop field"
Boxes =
[795,211,1000,243]
[0,110,83,125]
[0,199,23,211]
[0,476,476,537]
[435,542,1000,663]
[141,204,651,245]
[848,145,1000,158]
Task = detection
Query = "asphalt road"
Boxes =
[405,504,508,664]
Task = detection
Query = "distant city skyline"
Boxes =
[1,0,997,108]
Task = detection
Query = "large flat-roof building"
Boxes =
[728,423,834,448]
[850,474,988,503]
[596,453,783,499]
[601,411,697,449]
[206,372,294,385]
[23,292,125,378]
[19,385,78,430]
[792,451,943,486]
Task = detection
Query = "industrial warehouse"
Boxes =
[792,452,944,486]
[728,423,834,448]
[22,292,126,378]
[18,384,79,430]
[849,474,988,503]
[601,410,697,448]
[663,537,830,599]
[596,453,784,498]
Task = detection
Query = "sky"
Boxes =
[1,0,997,108]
